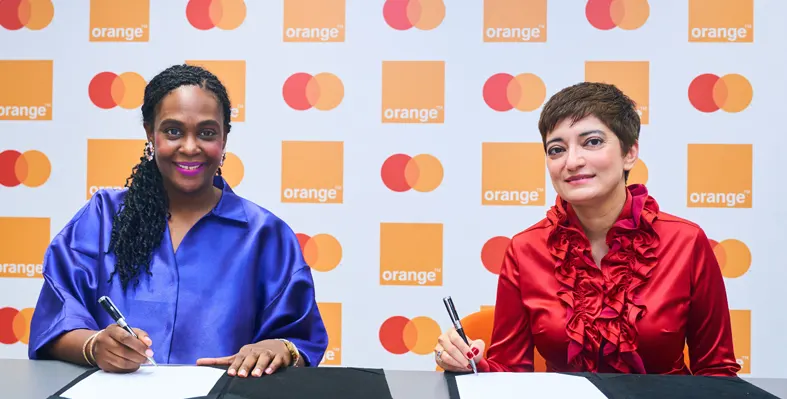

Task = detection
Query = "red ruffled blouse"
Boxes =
[478,184,740,376]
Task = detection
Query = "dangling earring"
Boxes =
[144,141,154,161]
[220,151,226,167]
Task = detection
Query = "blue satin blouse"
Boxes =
[27,176,328,366]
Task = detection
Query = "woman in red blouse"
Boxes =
[434,82,740,376]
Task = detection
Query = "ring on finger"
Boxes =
[434,349,443,362]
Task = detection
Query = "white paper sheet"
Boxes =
[61,365,225,399]
[455,372,608,398]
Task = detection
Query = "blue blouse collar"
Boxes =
[209,175,248,224]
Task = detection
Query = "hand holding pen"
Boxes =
[434,296,482,374]
[89,296,157,373]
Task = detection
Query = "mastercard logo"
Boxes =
[0,150,51,188]
[483,73,546,112]
[88,72,147,110]
[688,73,752,113]
[383,0,445,31]
[283,73,344,111]
[0,307,34,345]
[186,0,246,30]
[297,233,342,272]
[710,239,751,279]
[586,0,650,31]
[481,236,510,275]
[0,0,54,31]
[379,316,440,355]
[381,154,443,193]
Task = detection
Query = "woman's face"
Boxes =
[146,85,226,196]
[544,115,637,207]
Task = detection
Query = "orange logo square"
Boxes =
[317,302,342,365]
[185,60,246,122]
[481,142,545,206]
[381,61,445,124]
[89,0,150,42]
[87,139,145,200]
[380,223,443,286]
[283,0,345,42]
[730,309,751,374]
[689,0,753,43]
[483,0,547,42]
[687,144,752,208]
[585,61,649,124]
[281,141,343,204]
[0,217,49,278]
[0,61,53,121]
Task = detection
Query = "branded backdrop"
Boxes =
[1,0,786,378]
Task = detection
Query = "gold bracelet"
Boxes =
[83,331,102,367]
[277,339,300,367]
[81,334,93,366]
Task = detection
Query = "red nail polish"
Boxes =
[472,348,479,355]
[467,364,472,369]
[467,352,475,359]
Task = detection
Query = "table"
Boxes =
[2,359,785,398]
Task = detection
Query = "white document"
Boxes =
[455,372,608,398]
[61,365,225,399]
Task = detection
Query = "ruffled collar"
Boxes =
[545,184,661,373]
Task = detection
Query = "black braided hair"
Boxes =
[107,64,232,290]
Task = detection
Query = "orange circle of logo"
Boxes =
[383,0,445,31]
[689,73,753,113]
[379,316,441,355]
[381,154,443,193]
[0,307,35,345]
[283,72,344,111]
[481,236,510,275]
[627,159,648,185]
[0,150,51,188]
[0,0,54,31]
[483,73,546,112]
[297,233,342,272]
[586,0,650,31]
[186,0,247,30]
[88,72,147,110]
[221,152,244,188]
[710,239,751,279]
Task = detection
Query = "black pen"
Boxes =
[442,296,477,374]
[98,296,158,366]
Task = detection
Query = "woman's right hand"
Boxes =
[434,327,485,372]
[91,324,154,373]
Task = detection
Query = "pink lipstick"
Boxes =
[175,162,204,176]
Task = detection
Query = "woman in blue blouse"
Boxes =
[27,64,328,378]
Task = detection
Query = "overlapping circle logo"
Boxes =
[379,316,441,355]
[89,72,147,110]
[186,0,246,30]
[381,154,443,193]
[296,233,342,272]
[688,73,753,113]
[710,239,751,278]
[383,0,445,31]
[0,0,54,31]
[283,73,344,111]
[481,236,510,275]
[0,150,51,188]
[0,307,34,345]
[221,152,244,188]
[483,73,546,112]
[627,159,648,185]
[586,0,650,31]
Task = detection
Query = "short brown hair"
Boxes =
[537,82,640,180]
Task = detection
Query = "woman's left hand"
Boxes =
[196,340,291,377]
